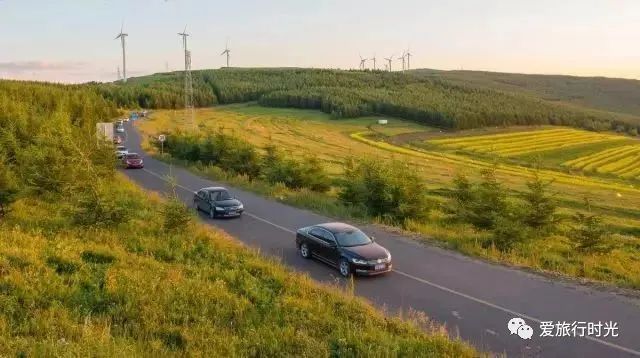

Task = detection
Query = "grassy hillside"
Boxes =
[413,69,640,120]
[0,80,476,356]
[137,106,640,290]
[95,68,640,132]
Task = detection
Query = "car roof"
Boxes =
[315,222,359,234]
[202,186,228,192]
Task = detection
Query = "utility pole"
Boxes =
[178,27,195,130]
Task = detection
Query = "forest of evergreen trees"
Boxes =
[95,68,640,132]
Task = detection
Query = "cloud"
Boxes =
[0,61,88,72]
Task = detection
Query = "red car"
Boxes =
[123,153,144,169]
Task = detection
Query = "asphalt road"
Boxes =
[120,121,640,357]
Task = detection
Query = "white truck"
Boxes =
[96,122,114,143]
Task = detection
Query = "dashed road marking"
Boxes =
[138,165,640,357]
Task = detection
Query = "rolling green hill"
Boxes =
[94,68,640,132]
[411,69,640,119]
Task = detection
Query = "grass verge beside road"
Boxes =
[0,175,476,357]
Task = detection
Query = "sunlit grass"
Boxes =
[136,106,640,289]
[0,175,477,356]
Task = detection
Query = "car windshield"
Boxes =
[126,154,140,159]
[213,190,232,201]
[335,229,372,247]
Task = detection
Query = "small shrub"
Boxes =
[572,202,612,254]
[261,144,330,192]
[449,168,509,230]
[81,250,117,265]
[46,256,79,275]
[0,159,19,218]
[339,157,429,222]
[72,185,131,227]
[158,329,187,351]
[163,183,193,233]
[490,214,531,252]
[520,172,558,232]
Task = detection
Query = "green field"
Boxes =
[427,128,627,157]
[564,145,640,179]
[139,105,640,290]
[424,127,640,181]
[411,69,640,120]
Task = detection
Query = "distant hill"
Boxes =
[95,68,640,132]
[410,69,640,118]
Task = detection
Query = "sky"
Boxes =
[0,0,639,83]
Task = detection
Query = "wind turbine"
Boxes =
[220,39,231,68]
[359,54,367,70]
[178,25,190,70]
[398,51,406,72]
[114,22,128,82]
[371,54,377,70]
[405,48,412,70]
[384,54,393,72]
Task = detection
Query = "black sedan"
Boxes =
[193,187,244,218]
[296,222,392,277]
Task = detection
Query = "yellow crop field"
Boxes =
[139,106,640,233]
[429,128,626,157]
[563,145,640,179]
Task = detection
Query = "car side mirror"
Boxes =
[370,236,376,242]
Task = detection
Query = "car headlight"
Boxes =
[237,204,244,210]
[387,252,392,261]
[215,207,225,211]
[351,258,367,265]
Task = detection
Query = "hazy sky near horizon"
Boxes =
[0,0,638,83]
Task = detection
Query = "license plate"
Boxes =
[375,264,386,271]
[228,210,236,215]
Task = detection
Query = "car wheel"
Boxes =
[299,243,311,259]
[209,208,215,219]
[339,259,352,278]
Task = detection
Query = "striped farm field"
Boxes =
[428,128,626,157]
[564,145,640,179]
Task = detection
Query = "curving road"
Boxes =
[121,120,640,357]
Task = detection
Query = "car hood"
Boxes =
[215,199,242,208]
[342,242,388,260]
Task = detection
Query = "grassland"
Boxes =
[0,175,475,357]
[412,69,640,119]
[137,105,640,290]
[564,145,640,179]
[427,128,627,157]
[426,127,640,181]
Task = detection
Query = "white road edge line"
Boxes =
[140,167,640,356]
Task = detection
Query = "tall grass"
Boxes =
[0,176,477,357]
